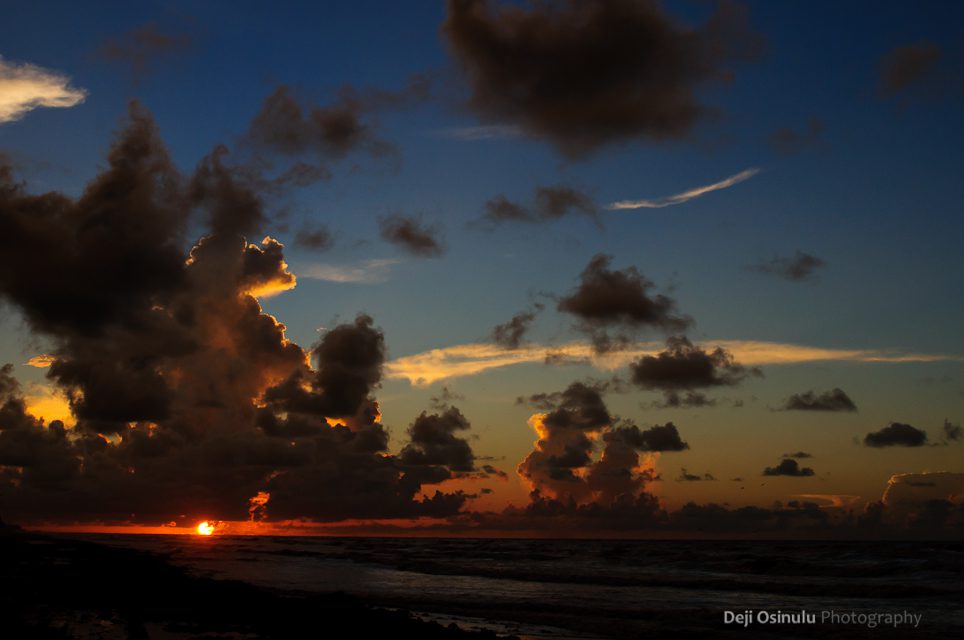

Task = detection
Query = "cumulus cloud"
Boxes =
[442,0,764,157]
[763,458,815,477]
[629,336,759,406]
[747,251,826,282]
[0,56,87,123]
[0,106,470,524]
[780,388,857,412]
[607,167,759,210]
[558,254,690,352]
[944,420,962,443]
[864,423,928,448]
[378,214,445,257]
[481,186,599,226]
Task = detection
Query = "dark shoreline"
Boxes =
[1,529,516,639]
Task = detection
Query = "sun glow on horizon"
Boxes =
[196,521,214,536]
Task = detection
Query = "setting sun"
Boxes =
[196,521,214,536]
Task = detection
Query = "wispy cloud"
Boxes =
[606,167,760,210]
[434,124,522,141]
[0,57,87,123]
[386,339,962,386]
[298,259,399,284]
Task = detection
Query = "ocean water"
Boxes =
[69,535,964,639]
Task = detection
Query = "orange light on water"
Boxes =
[196,521,214,536]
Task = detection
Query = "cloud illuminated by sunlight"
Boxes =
[607,167,760,210]
[385,340,962,386]
[24,384,75,426]
[0,56,87,123]
[299,259,399,284]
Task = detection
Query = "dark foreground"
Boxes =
[0,530,512,639]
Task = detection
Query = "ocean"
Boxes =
[64,535,964,639]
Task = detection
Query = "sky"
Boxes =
[0,0,962,537]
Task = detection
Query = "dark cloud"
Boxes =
[294,225,334,251]
[482,186,599,226]
[430,386,465,410]
[378,214,445,257]
[762,458,815,477]
[96,23,192,80]
[747,251,826,281]
[605,422,689,452]
[558,254,691,352]
[651,390,717,409]
[677,468,715,482]
[879,42,942,97]
[864,423,928,448]
[492,304,542,349]
[399,406,475,472]
[768,117,825,155]
[782,451,813,459]
[781,388,857,412]
[630,337,759,406]
[441,0,764,157]
[943,420,962,442]
[0,107,470,524]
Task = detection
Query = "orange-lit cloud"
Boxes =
[385,340,962,385]
[25,354,55,368]
[0,57,87,123]
[24,384,75,427]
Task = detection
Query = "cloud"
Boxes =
[878,42,942,97]
[747,251,826,281]
[768,117,825,156]
[650,390,716,409]
[481,186,599,226]
[677,468,715,482]
[398,406,475,472]
[0,106,470,524]
[441,0,764,157]
[606,422,689,452]
[0,56,87,123]
[557,254,690,352]
[629,337,759,406]
[864,423,928,448]
[491,305,542,349]
[517,382,668,506]
[96,23,192,80]
[763,458,815,477]
[385,339,963,386]
[293,225,334,251]
[607,168,759,210]
[378,214,445,257]
[25,355,55,368]
[882,472,964,512]
[299,259,399,284]
[782,451,813,459]
[780,388,856,412]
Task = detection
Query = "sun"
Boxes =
[196,521,214,536]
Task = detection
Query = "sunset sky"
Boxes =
[0,1,962,536]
